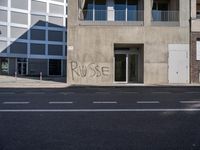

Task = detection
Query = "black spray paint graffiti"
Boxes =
[71,61,110,80]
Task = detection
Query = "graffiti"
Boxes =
[71,61,110,80]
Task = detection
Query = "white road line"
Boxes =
[185,92,200,94]
[60,92,75,95]
[0,92,15,95]
[137,101,160,104]
[25,92,45,95]
[1,108,200,112]
[121,92,139,94]
[3,102,30,104]
[49,101,73,104]
[180,101,200,104]
[93,101,117,104]
[95,92,110,94]
[152,92,171,94]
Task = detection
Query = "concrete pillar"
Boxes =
[191,0,197,19]
[144,0,152,26]
[179,0,190,27]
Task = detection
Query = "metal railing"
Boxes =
[197,10,200,19]
[81,10,144,21]
[152,10,179,22]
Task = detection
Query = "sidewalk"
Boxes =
[0,75,68,88]
[0,75,200,88]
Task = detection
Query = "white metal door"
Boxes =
[168,50,189,84]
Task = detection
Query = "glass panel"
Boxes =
[18,63,22,75]
[0,58,8,75]
[115,54,126,82]
[129,54,138,83]
[95,0,107,20]
[49,60,61,75]
[115,0,126,21]
[127,0,138,21]
[84,0,93,20]
[22,63,27,75]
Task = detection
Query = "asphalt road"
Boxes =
[0,86,200,150]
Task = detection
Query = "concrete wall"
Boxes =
[67,0,190,85]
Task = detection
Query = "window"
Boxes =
[152,0,179,22]
[48,31,63,42]
[197,3,200,18]
[11,27,28,39]
[31,29,45,41]
[31,0,46,13]
[115,0,126,21]
[0,0,8,7]
[11,12,28,25]
[83,0,107,20]
[0,10,7,22]
[0,25,7,38]
[49,4,64,15]
[49,59,61,75]
[31,14,46,26]
[48,16,64,27]
[10,42,27,54]
[0,41,7,53]
[48,45,63,56]
[11,0,28,10]
[197,40,200,60]
[115,0,139,21]
[83,0,93,20]
[30,44,45,55]
[95,0,107,20]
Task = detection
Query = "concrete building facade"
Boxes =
[0,0,67,77]
[67,0,190,85]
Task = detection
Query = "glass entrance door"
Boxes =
[128,54,138,83]
[115,53,139,83]
[115,54,126,82]
[17,62,27,75]
[17,58,27,75]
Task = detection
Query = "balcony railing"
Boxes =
[81,10,144,21]
[152,10,179,22]
[197,10,200,19]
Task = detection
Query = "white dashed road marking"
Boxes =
[0,92,15,95]
[60,92,75,95]
[3,102,30,104]
[152,92,171,94]
[1,108,200,112]
[121,92,139,94]
[180,101,200,104]
[95,92,110,94]
[25,92,45,95]
[137,101,160,104]
[185,92,200,94]
[93,101,117,104]
[49,101,73,104]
